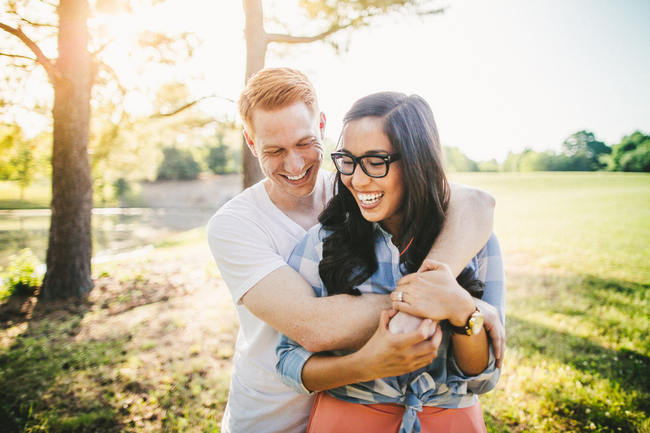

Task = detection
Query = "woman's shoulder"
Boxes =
[304,223,333,244]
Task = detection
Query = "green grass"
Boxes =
[0,239,233,432]
[449,172,650,432]
[0,172,648,432]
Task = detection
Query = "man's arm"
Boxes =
[208,212,391,353]
[424,182,495,275]
[241,266,389,352]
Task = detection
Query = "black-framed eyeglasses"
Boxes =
[331,151,401,178]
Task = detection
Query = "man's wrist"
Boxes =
[449,289,476,327]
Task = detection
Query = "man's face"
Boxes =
[247,101,324,201]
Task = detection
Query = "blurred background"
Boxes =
[0,0,648,432]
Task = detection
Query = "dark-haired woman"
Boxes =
[276,92,505,433]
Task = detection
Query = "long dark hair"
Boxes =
[318,92,451,295]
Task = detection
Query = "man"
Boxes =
[208,68,504,433]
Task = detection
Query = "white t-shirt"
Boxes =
[207,170,334,433]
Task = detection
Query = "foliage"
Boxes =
[1,248,41,299]
[0,124,49,197]
[205,130,241,175]
[503,148,606,172]
[477,159,499,172]
[206,141,230,174]
[561,130,611,170]
[605,131,650,172]
[443,146,478,172]
[156,147,201,180]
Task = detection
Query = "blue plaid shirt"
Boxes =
[276,224,505,433]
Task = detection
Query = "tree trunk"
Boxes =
[40,0,94,299]
[242,0,267,188]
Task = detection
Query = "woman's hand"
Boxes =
[474,298,506,368]
[354,309,442,381]
[391,259,475,326]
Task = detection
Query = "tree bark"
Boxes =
[40,0,94,299]
[242,0,266,188]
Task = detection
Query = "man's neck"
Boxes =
[264,173,325,230]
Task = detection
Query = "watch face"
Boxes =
[469,312,484,335]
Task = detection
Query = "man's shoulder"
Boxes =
[207,181,266,233]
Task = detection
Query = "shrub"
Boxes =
[1,248,41,298]
[157,147,201,180]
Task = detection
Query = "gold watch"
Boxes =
[447,307,484,336]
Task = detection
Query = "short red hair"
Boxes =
[239,68,319,135]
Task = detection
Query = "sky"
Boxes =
[7,0,650,162]
[193,0,650,161]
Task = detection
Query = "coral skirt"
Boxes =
[306,392,487,433]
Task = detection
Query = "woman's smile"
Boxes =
[356,191,385,208]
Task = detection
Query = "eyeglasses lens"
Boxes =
[334,154,355,175]
[363,156,389,177]
[333,154,388,177]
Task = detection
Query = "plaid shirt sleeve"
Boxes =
[447,233,505,395]
[275,225,325,395]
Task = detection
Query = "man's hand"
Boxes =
[474,298,506,368]
[355,309,442,381]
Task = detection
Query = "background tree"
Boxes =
[443,146,478,172]
[157,147,201,181]
[241,0,444,187]
[561,130,611,170]
[0,0,199,299]
[207,132,231,174]
[1,0,95,298]
[606,130,650,172]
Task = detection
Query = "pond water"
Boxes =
[0,208,217,268]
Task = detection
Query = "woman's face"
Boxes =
[340,116,405,237]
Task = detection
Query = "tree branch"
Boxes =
[0,22,59,82]
[91,39,114,57]
[20,17,57,28]
[266,21,355,44]
[0,52,37,62]
[151,94,236,118]
[39,0,58,8]
[96,61,126,95]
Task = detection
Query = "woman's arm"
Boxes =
[392,234,505,376]
[276,310,442,393]
[391,261,489,375]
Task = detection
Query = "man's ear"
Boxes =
[243,130,258,157]
[319,112,326,139]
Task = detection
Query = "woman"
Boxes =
[276,92,504,433]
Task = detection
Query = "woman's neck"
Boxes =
[380,212,403,247]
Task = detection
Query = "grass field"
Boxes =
[0,172,648,432]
